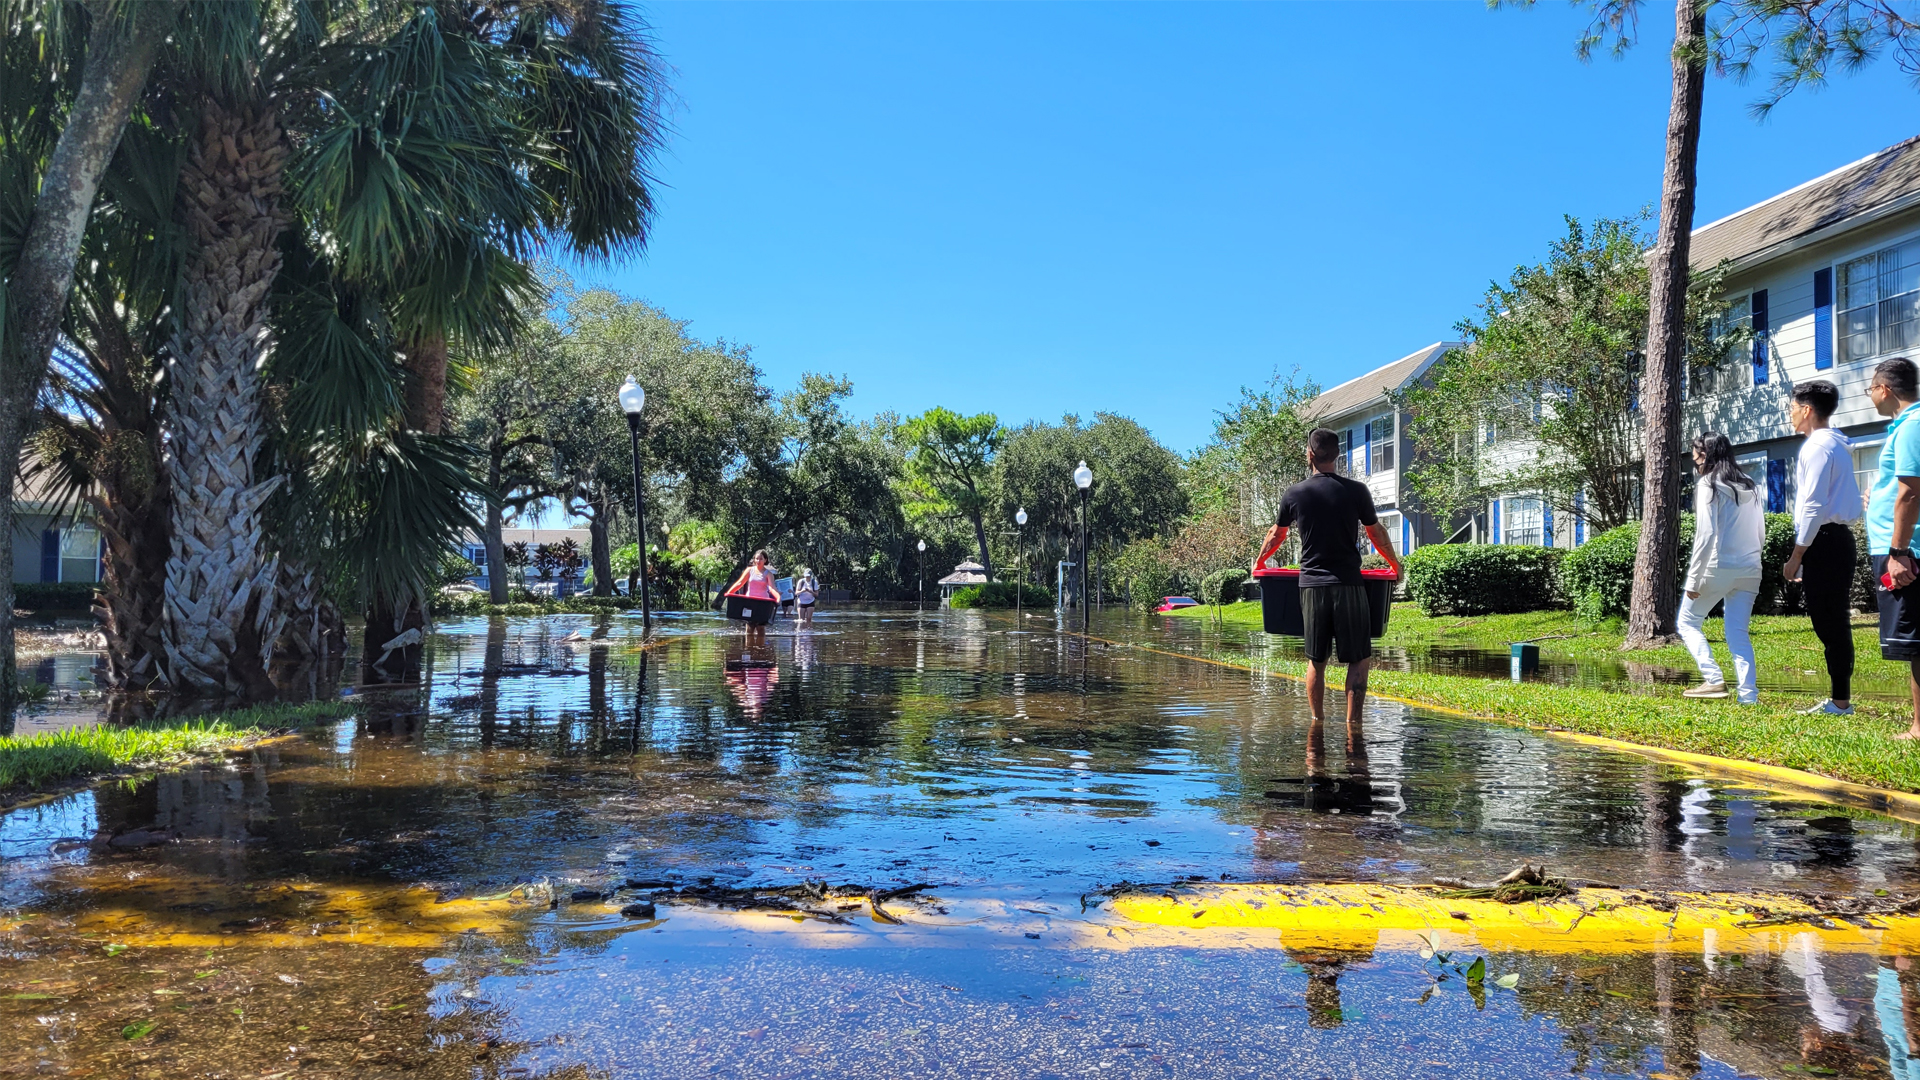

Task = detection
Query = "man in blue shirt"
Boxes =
[1866,356,1920,739]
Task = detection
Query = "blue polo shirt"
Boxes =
[1868,402,1920,554]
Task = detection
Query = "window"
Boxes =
[1694,294,1755,397]
[1369,414,1396,472]
[1339,429,1353,475]
[1839,237,1920,365]
[469,546,487,568]
[1504,498,1544,547]
[59,525,99,584]
[1736,452,1766,495]
[1372,511,1402,555]
[1855,439,1885,512]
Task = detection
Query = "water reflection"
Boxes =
[4,607,1920,1077]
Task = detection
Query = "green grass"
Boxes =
[0,701,354,797]
[1166,602,1920,792]
[1174,600,1885,685]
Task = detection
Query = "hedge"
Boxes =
[1560,512,1803,622]
[10,582,96,613]
[1199,568,1248,609]
[950,582,1053,609]
[1402,544,1563,616]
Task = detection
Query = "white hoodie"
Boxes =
[1685,475,1765,595]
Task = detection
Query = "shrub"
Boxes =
[1115,537,1183,611]
[11,582,96,613]
[1561,518,1695,622]
[1402,544,1563,616]
[1199,568,1248,609]
[1852,517,1876,614]
[950,582,1053,609]
[1758,512,1800,615]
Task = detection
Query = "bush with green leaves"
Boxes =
[1200,568,1249,609]
[1402,544,1563,616]
[1561,511,1802,622]
[950,582,1053,609]
[1115,538,1183,611]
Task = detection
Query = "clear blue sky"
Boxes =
[567,0,1920,459]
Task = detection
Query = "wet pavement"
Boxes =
[4,608,1920,1077]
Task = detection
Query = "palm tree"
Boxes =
[0,1,178,710]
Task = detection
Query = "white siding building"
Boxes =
[1303,342,1462,555]
[1684,135,1920,507]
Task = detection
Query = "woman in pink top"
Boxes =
[726,549,784,644]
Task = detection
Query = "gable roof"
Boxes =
[1304,342,1458,422]
[1690,135,1920,271]
[938,560,989,587]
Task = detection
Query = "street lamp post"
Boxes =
[916,539,926,612]
[1014,507,1027,624]
[618,376,652,640]
[1074,461,1092,635]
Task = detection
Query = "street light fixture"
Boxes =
[618,376,652,640]
[1014,507,1027,624]
[917,539,927,613]
[1074,461,1092,636]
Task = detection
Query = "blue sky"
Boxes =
[566,0,1920,458]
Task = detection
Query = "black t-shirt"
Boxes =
[1275,471,1379,588]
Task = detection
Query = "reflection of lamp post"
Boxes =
[1074,461,1092,635]
[1014,507,1027,623]
[917,539,927,612]
[618,376,652,639]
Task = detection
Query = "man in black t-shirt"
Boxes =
[1254,427,1402,727]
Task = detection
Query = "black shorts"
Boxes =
[1300,584,1373,664]
[1876,555,1920,662]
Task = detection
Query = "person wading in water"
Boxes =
[726,549,784,648]
[1254,428,1402,730]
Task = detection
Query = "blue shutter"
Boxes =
[1401,514,1409,553]
[1543,503,1555,548]
[1814,269,1834,370]
[39,529,58,582]
[1751,289,1769,384]
[1574,492,1586,546]
[1492,499,1502,544]
[1767,458,1786,513]
[1363,422,1372,475]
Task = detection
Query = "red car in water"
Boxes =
[1154,596,1200,613]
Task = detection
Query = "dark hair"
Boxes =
[1692,431,1755,494]
[1792,379,1839,420]
[751,548,770,565]
[1875,356,1918,400]
[1307,428,1341,466]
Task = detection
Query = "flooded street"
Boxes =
[5,609,1920,1078]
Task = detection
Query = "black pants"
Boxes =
[1803,522,1856,702]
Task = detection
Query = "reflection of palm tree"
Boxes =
[504,542,530,590]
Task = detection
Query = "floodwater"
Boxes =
[4,608,1920,1078]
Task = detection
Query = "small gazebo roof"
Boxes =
[937,560,989,587]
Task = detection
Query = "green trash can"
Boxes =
[1509,642,1540,680]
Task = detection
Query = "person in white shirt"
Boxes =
[794,569,819,627]
[1678,431,1766,703]
[1780,380,1862,716]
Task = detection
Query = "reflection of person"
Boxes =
[1302,715,1374,817]
[1866,357,1920,740]
[1281,935,1378,1029]
[725,663,780,720]
[1782,380,1861,716]
[1677,432,1764,704]
[1878,956,1920,1078]
[795,569,819,628]
[725,549,784,646]
[1254,428,1401,727]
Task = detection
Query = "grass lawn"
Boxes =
[0,700,354,802]
[1168,601,1920,794]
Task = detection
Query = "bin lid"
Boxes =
[1252,567,1396,579]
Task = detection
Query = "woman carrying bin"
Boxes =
[726,549,785,646]
[1678,432,1766,704]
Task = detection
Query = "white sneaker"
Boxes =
[1800,699,1854,716]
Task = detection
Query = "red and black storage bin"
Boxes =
[725,593,775,625]
[1252,567,1395,638]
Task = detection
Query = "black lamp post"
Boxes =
[917,538,926,612]
[1074,460,1092,635]
[619,376,652,639]
[1014,507,1027,624]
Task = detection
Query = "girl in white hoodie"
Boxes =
[1679,431,1766,703]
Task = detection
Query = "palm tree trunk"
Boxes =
[161,99,290,698]
[403,334,450,435]
[0,5,168,712]
[1624,0,1706,649]
[91,453,169,690]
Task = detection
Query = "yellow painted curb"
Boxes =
[1077,631,1920,825]
[1107,882,1920,955]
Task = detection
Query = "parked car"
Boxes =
[1155,596,1199,613]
